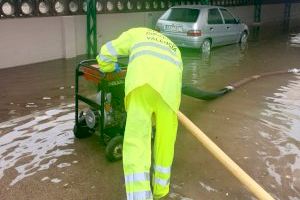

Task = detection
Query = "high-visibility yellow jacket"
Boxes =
[96,27,183,112]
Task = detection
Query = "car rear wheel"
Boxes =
[201,39,211,53]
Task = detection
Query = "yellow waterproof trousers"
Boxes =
[123,84,178,200]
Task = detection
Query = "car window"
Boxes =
[207,8,223,24]
[220,9,237,24]
[161,8,200,23]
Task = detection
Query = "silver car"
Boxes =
[156,5,249,53]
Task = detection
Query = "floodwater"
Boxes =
[0,26,300,200]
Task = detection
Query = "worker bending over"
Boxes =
[96,27,183,200]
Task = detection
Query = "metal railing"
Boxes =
[1,0,299,19]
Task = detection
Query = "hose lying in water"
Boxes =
[182,85,233,100]
[182,68,300,100]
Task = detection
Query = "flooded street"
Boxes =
[1,27,300,200]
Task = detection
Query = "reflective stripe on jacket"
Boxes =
[96,27,183,112]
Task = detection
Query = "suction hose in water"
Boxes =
[182,68,300,100]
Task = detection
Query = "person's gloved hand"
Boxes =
[114,63,121,72]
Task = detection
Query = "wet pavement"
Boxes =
[0,26,300,200]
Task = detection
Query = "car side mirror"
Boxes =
[236,18,241,24]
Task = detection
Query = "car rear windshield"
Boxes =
[162,8,200,22]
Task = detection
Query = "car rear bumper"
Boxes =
[161,32,204,49]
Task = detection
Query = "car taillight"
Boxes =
[187,30,201,36]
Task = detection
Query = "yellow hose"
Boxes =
[177,111,275,200]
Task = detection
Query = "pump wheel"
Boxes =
[105,135,123,162]
[73,112,94,139]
